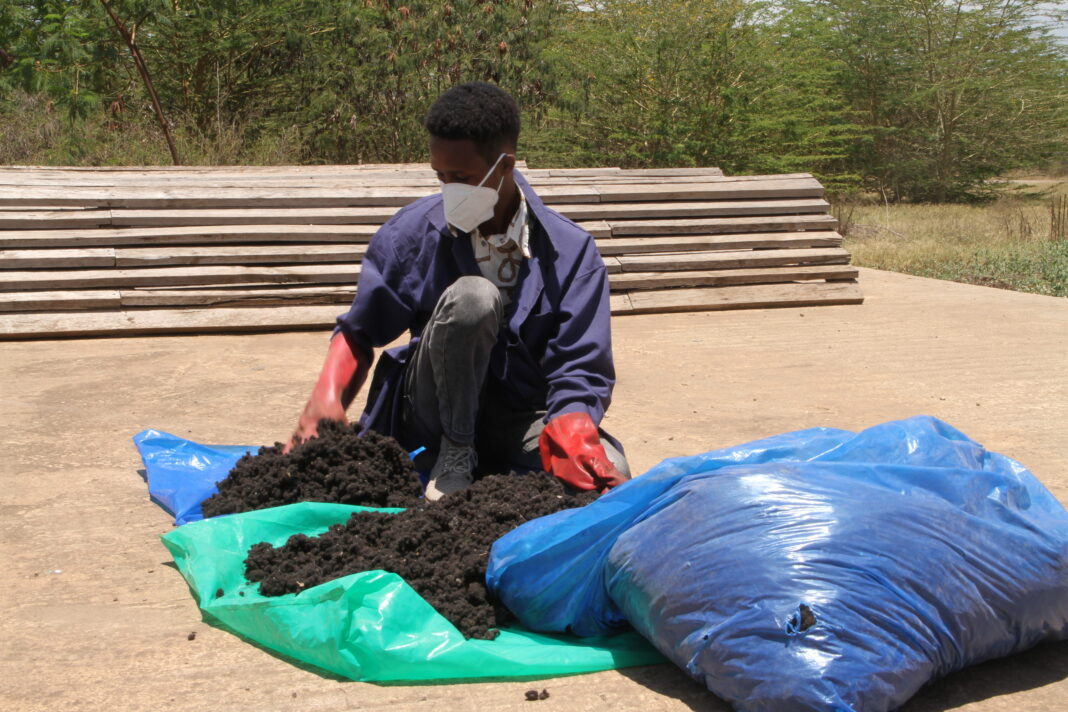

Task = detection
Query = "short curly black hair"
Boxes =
[424,82,520,163]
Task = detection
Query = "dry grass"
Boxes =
[838,180,1068,298]
[0,91,304,166]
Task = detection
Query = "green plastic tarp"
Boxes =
[161,502,664,682]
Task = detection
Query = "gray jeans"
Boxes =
[400,276,629,476]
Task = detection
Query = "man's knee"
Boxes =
[441,276,502,329]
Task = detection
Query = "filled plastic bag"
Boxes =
[133,429,254,525]
[488,425,853,636]
[161,501,663,682]
[488,416,1068,711]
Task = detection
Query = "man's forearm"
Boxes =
[315,332,370,410]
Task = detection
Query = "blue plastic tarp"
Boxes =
[133,428,255,525]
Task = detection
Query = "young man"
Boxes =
[288,82,629,500]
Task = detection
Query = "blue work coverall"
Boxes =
[335,170,616,453]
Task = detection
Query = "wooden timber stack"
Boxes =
[0,164,861,339]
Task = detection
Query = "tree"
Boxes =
[785,0,1068,202]
[1,1,562,164]
[98,0,179,163]
[530,0,863,187]
[0,1,120,120]
[263,0,561,163]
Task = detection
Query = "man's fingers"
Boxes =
[282,432,302,455]
[283,418,320,455]
[587,457,626,491]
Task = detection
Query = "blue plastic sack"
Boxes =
[133,429,255,525]
[488,416,1068,711]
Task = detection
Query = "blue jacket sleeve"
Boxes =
[334,222,414,362]
[541,261,615,425]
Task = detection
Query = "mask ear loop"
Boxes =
[477,152,508,188]
[493,154,511,193]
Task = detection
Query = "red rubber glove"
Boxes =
[539,412,626,491]
[284,334,369,453]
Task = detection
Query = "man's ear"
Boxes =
[501,152,517,176]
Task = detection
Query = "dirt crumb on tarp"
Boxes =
[245,474,597,639]
[202,420,421,517]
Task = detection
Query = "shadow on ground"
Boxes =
[616,664,730,711]
[616,641,1068,712]
[903,640,1068,711]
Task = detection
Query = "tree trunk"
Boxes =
[98,0,181,164]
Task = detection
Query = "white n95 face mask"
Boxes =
[440,152,507,233]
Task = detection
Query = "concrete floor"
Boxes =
[2,267,1066,711]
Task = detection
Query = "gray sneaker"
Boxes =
[425,436,476,501]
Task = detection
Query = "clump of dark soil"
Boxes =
[245,474,597,639]
[201,420,421,517]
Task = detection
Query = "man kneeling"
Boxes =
[287,82,629,500]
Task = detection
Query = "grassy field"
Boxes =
[838,179,1068,298]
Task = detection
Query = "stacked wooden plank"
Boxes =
[0,164,861,339]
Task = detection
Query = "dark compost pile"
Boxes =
[245,474,598,639]
[201,420,422,517]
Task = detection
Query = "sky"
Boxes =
[1038,2,1068,42]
